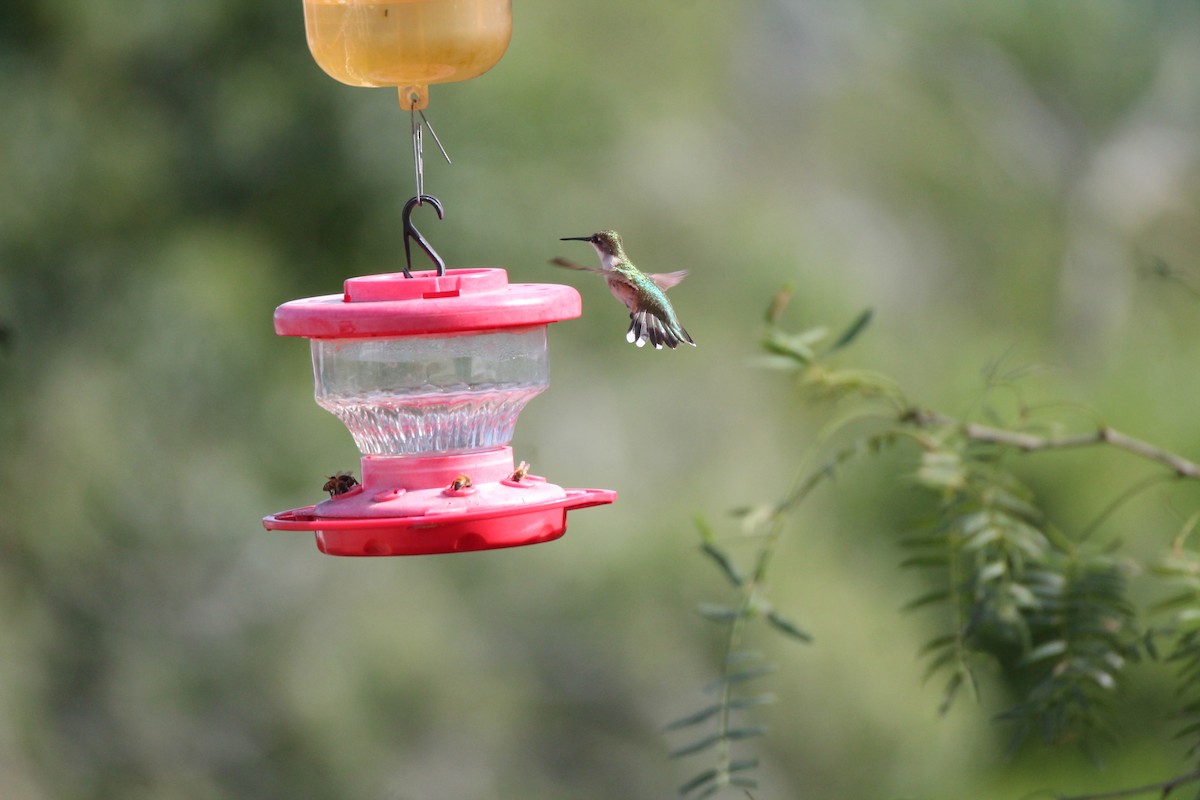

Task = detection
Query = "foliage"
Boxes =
[676,300,1200,798]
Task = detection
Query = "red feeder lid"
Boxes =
[274,268,581,338]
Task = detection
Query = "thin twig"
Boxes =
[1077,472,1179,543]
[1055,766,1200,800]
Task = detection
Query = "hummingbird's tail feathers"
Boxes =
[627,310,696,350]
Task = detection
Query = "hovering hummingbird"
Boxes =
[552,230,696,350]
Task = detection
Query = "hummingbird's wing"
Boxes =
[550,257,608,275]
[649,270,688,291]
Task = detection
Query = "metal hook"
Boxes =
[401,195,446,278]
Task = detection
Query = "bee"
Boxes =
[450,474,473,491]
[323,472,359,498]
[509,461,531,482]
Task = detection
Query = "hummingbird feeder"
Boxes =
[263,266,617,556]
[265,0,613,555]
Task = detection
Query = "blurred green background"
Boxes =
[3,1,1200,798]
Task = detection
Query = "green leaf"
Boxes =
[825,307,874,355]
[903,589,951,612]
[922,648,960,683]
[960,663,981,705]
[1024,569,1066,591]
[919,633,959,656]
[789,326,833,348]
[1151,590,1200,616]
[985,489,1044,526]
[664,704,722,732]
[695,515,746,587]
[1023,640,1067,665]
[1172,511,1200,549]
[900,533,948,550]
[696,603,742,623]
[749,354,807,372]
[938,670,965,717]
[1142,631,1160,661]
[761,328,826,364]
[678,768,719,795]
[700,543,744,588]
[765,610,813,643]
[1146,562,1194,578]
[961,526,1002,551]
[977,561,1008,583]
[668,726,767,758]
[703,666,777,693]
[760,338,812,364]
[728,694,777,710]
[915,451,966,492]
[900,555,950,569]
[669,733,721,759]
[726,725,769,741]
[729,504,778,534]
[726,650,766,665]
[1006,583,1038,608]
[805,367,893,399]
[1171,720,1200,741]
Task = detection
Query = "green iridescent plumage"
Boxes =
[553,230,695,350]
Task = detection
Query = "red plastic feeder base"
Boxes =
[263,487,616,556]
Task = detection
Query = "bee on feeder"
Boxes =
[450,474,473,491]
[323,472,360,498]
[509,461,531,482]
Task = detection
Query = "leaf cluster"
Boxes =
[996,556,1138,757]
[1152,525,1200,761]
[757,307,903,409]
[904,440,1142,754]
[666,518,813,798]
[678,299,1200,797]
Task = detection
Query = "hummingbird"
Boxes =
[552,230,696,350]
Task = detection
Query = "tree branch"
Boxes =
[902,409,1200,481]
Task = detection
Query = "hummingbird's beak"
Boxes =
[560,236,592,242]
